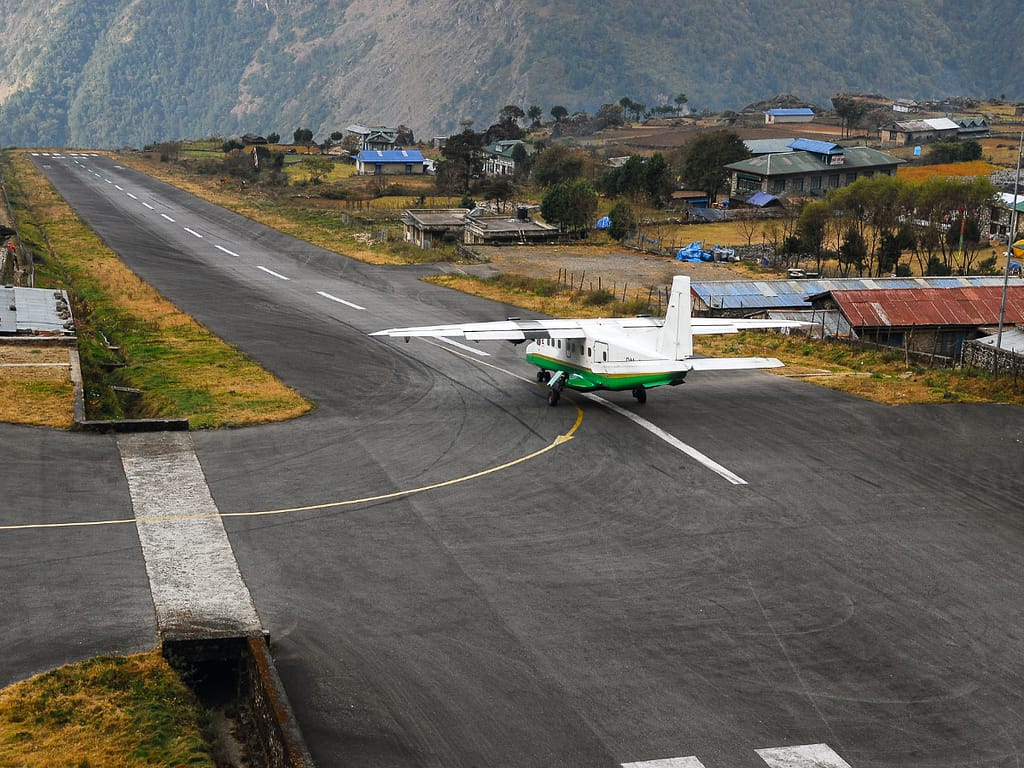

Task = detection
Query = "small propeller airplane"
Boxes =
[371,275,806,406]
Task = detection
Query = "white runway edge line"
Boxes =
[118,432,263,638]
[317,290,365,310]
[435,336,490,356]
[258,265,290,280]
[585,393,747,485]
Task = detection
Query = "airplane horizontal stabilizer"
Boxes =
[691,319,810,335]
[684,356,785,371]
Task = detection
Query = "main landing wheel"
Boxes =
[547,389,560,407]
[537,370,551,383]
[632,386,647,404]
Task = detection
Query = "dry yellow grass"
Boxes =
[0,650,214,768]
[897,160,998,182]
[0,346,75,428]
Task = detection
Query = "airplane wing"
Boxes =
[370,316,663,342]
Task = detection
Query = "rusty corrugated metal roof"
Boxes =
[829,286,1024,328]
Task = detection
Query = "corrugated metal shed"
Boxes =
[788,138,841,155]
[691,276,1017,312]
[974,327,1024,354]
[827,286,1024,328]
[0,287,74,335]
[765,108,814,116]
[744,138,796,156]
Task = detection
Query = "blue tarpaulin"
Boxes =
[596,216,611,229]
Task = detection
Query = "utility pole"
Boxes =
[996,130,1023,353]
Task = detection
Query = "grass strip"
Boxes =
[2,151,311,428]
[0,651,216,768]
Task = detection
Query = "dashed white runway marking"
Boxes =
[317,290,364,310]
[161,213,175,222]
[142,202,155,209]
[215,244,239,257]
[183,227,203,238]
[127,192,138,199]
[257,265,290,280]
[623,744,852,768]
[114,184,123,190]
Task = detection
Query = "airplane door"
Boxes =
[594,341,609,363]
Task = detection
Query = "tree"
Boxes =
[479,176,516,213]
[550,105,569,123]
[511,142,530,182]
[594,103,625,129]
[838,227,867,276]
[266,132,280,144]
[304,157,333,184]
[530,144,586,186]
[527,105,543,129]
[674,93,688,113]
[679,130,750,203]
[541,180,598,234]
[439,128,484,191]
[831,95,868,138]
[606,200,638,241]
[598,153,673,205]
[797,200,830,273]
[293,127,314,146]
[498,105,525,130]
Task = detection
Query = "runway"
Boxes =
[3,151,1024,767]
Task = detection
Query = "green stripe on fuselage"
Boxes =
[525,352,686,392]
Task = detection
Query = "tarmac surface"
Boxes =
[3,152,1024,767]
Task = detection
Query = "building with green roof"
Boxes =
[725,143,904,200]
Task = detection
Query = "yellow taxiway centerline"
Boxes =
[0,405,584,532]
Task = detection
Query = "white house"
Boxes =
[764,108,814,124]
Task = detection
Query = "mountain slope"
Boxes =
[0,0,1021,148]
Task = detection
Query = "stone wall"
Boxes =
[962,339,1024,378]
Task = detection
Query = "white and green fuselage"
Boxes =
[371,275,802,406]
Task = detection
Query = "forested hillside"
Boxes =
[0,0,1021,148]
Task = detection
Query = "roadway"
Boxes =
[3,151,1023,767]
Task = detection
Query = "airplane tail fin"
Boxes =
[657,275,693,361]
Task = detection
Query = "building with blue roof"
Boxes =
[764,107,814,124]
[355,149,426,176]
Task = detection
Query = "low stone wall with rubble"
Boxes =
[962,339,1024,378]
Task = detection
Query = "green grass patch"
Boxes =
[0,651,216,768]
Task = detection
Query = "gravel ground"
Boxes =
[462,244,752,294]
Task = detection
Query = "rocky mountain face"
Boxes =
[0,0,1020,148]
